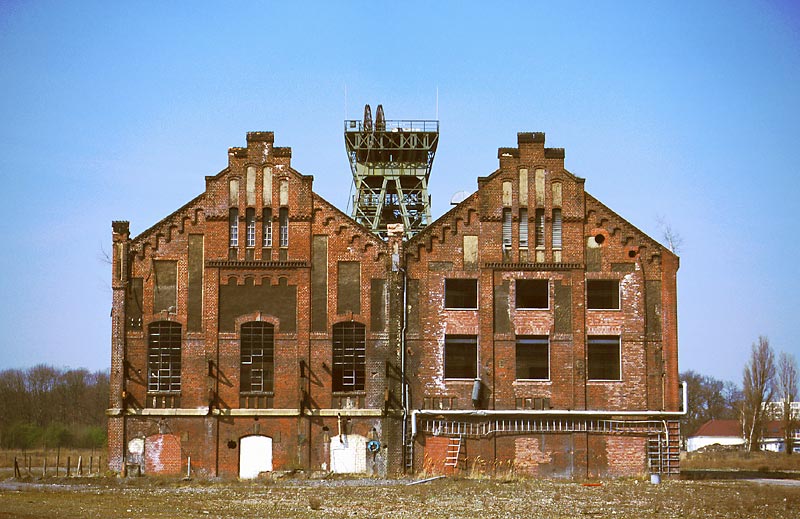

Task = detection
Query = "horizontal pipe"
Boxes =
[411,381,687,437]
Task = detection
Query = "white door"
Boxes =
[239,435,272,479]
[330,434,367,474]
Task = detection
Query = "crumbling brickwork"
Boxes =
[110,129,680,479]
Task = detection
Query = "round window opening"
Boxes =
[594,234,606,245]
[628,250,637,258]
[227,440,237,449]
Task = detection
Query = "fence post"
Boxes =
[14,457,20,478]
[42,456,47,477]
[66,456,71,477]
[77,456,83,476]
[90,456,93,474]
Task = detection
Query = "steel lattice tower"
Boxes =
[345,104,439,240]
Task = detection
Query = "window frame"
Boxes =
[586,279,621,310]
[515,335,550,381]
[515,279,549,310]
[279,207,289,248]
[240,322,275,394]
[147,321,182,393]
[245,208,256,248]
[229,207,239,248]
[444,335,479,380]
[587,335,622,381]
[332,322,366,392]
[444,278,479,310]
[262,208,272,247]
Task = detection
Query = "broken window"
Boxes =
[147,321,181,392]
[587,279,620,310]
[279,208,289,247]
[262,208,272,247]
[535,208,545,248]
[444,335,478,379]
[552,209,562,249]
[587,336,621,380]
[229,208,239,248]
[515,279,549,309]
[516,336,549,380]
[519,208,528,248]
[502,208,512,250]
[245,208,256,248]
[444,279,478,309]
[240,322,274,394]
[332,322,366,392]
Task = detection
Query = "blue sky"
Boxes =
[0,1,798,385]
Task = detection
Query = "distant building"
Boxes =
[686,420,744,452]
[109,114,683,478]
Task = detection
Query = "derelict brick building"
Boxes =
[109,123,683,479]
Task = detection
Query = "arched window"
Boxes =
[240,322,274,393]
[147,321,182,392]
[332,322,366,392]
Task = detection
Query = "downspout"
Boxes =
[400,267,409,470]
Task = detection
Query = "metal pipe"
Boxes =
[410,382,687,436]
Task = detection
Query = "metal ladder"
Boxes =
[444,436,465,470]
[647,421,681,475]
[404,419,414,472]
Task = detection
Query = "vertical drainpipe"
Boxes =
[214,268,221,477]
[400,265,409,472]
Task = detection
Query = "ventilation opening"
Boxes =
[594,234,605,245]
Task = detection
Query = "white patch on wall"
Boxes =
[239,435,273,479]
[330,434,367,474]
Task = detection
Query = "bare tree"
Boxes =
[777,352,798,454]
[656,215,684,254]
[742,336,776,451]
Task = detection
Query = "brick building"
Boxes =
[109,126,683,479]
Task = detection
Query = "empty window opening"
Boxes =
[552,209,562,249]
[516,336,549,379]
[279,208,289,247]
[245,208,256,248]
[147,321,182,392]
[444,335,478,379]
[535,208,545,248]
[587,280,620,310]
[587,336,621,380]
[263,208,272,247]
[332,322,366,392]
[444,279,478,309]
[502,208,512,250]
[594,233,605,245]
[240,322,274,394]
[519,209,528,248]
[229,208,239,248]
[516,279,549,309]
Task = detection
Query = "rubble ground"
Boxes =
[1,476,799,518]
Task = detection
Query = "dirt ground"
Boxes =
[1,476,799,519]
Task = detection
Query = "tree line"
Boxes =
[681,336,798,454]
[0,365,109,449]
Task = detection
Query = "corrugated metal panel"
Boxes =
[502,209,512,249]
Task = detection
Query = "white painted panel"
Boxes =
[330,434,367,474]
[239,435,272,479]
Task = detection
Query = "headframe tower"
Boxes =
[345,104,439,240]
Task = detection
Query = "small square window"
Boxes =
[444,335,477,379]
[516,279,548,309]
[516,336,549,379]
[444,279,478,309]
[587,280,620,310]
[587,336,620,380]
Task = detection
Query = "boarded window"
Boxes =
[246,166,256,206]
[534,168,545,206]
[153,260,177,313]
[147,321,181,392]
[502,181,512,207]
[463,235,478,269]
[245,208,256,248]
[502,209,512,250]
[519,209,528,248]
[516,279,548,309]
[240,322,274,393]
[229,208,239,248]
[332,322,366,392]
[552,181,562,207]
[279,179,288,206]
[262,167,272,205]
[552,209,562,249]
[444,335,478,379]
[126,277,143,330]
[587,336,621,380]
[444,279,478,309]
[279,208,289,247]
[337,261,361,315]
[262,208,272,247]
[229,179,239,206]
[587,280,620,310]
[534,208,545,248]
[516,336,549,379]
[519,168,529,205]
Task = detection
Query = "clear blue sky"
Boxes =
[1,1,798,386]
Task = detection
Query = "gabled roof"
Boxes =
[690,419,741,438]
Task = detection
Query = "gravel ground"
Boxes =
[1,476,798,518]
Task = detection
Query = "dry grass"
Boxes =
[1,476,799,518]
[682,450,800,472]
